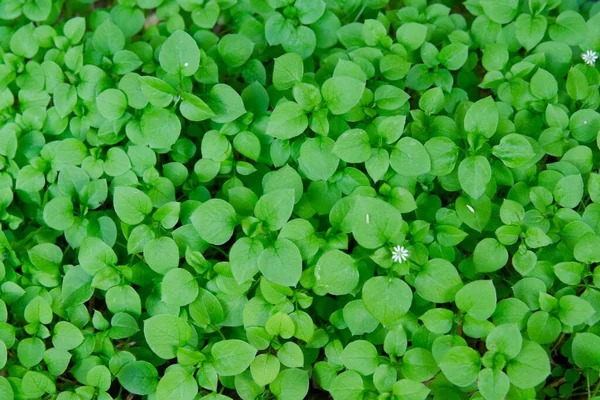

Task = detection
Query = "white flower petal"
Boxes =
[391,245,410,263]
[582,50,598,66]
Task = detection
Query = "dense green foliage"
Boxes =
[1,0,600,399]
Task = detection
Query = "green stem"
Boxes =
[592,379,600,398]
[550,332,565,353]
[213,326,226,340]
[212,246,229,258]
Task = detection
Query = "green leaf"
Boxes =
[554,174,583,209]
[570,109,600,143]
[396,23,428,51]
[79,236,117,274]
[548,11,587,46]
[500,199,525,225]
[265,12,295,46]
[144,315,192,359]
[393,379,430,400]
[93,19,125,55]
[10,23,39,58]
[299,136,339,181]
[506,341,550,389]
[341,340,379,376]
[390,137,431,176]
[52,321,84,351]
[553,262,584,285]
[106,285,142,316]
[566,67,589,101]
[141,108,181,149]
[401,348,439,382]
[250,354,280,386]
[455,280,497,320]
[117,361,158,395]
[139,76,175,107]
[438,43,469,70]
[230,238,263,284]
[21,371,56,398]
[333,129,371,163]
[365,149,389,182]
[473,238,508,273]
[322,76,365,115]
[156,365,198,400]
[113,187,152,225]
[458,156,492,199]
[486,324,522,359]
[415,258,463,303]
[180,92,215,122]
[191,1,220,28]
[54,83,77,118]
[480,0,518,24]
[189,288,224,327]
[420,308,454,334]
[558,295,594,326]
[296,0,325,24]
[492,134,536,169]
[23,0,51,21]
[347,196,404,249]
[218,34,254,68]
[211,339,257,376]
[159,30,200,76]
[96,88,127,120]
[277,341,304,367]
[273,53,304,90]
[572,333,600,369]
[266,312,295,339]
[43,197,75,231]
[527,311,561,345]
[258,238,302,287]
[362,276,412,326]
[315,250,359,295]
[28,243,62,273]
[439,346,481,387]
[477,369,510,400]
[255,189,294,231]
[206,84,246,124]
[375,85,410,110]
[515,14,547,51]
[161,268,198,306]
[24,296,52,324]
[464,97,498,138]
[113,50,143,74]
[266,102,308,140]
[17,337,45,368]
[270,368,309,400]
[344,300,379,336]
[191,199,237,245]
[530,68,557,100]
[418,87,444,114]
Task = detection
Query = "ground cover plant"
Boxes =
[1,0,600,399]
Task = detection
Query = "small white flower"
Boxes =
[466,205,475,214]
[582,50,598,66]
[391,245,409,263]
[184,62,189,67]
